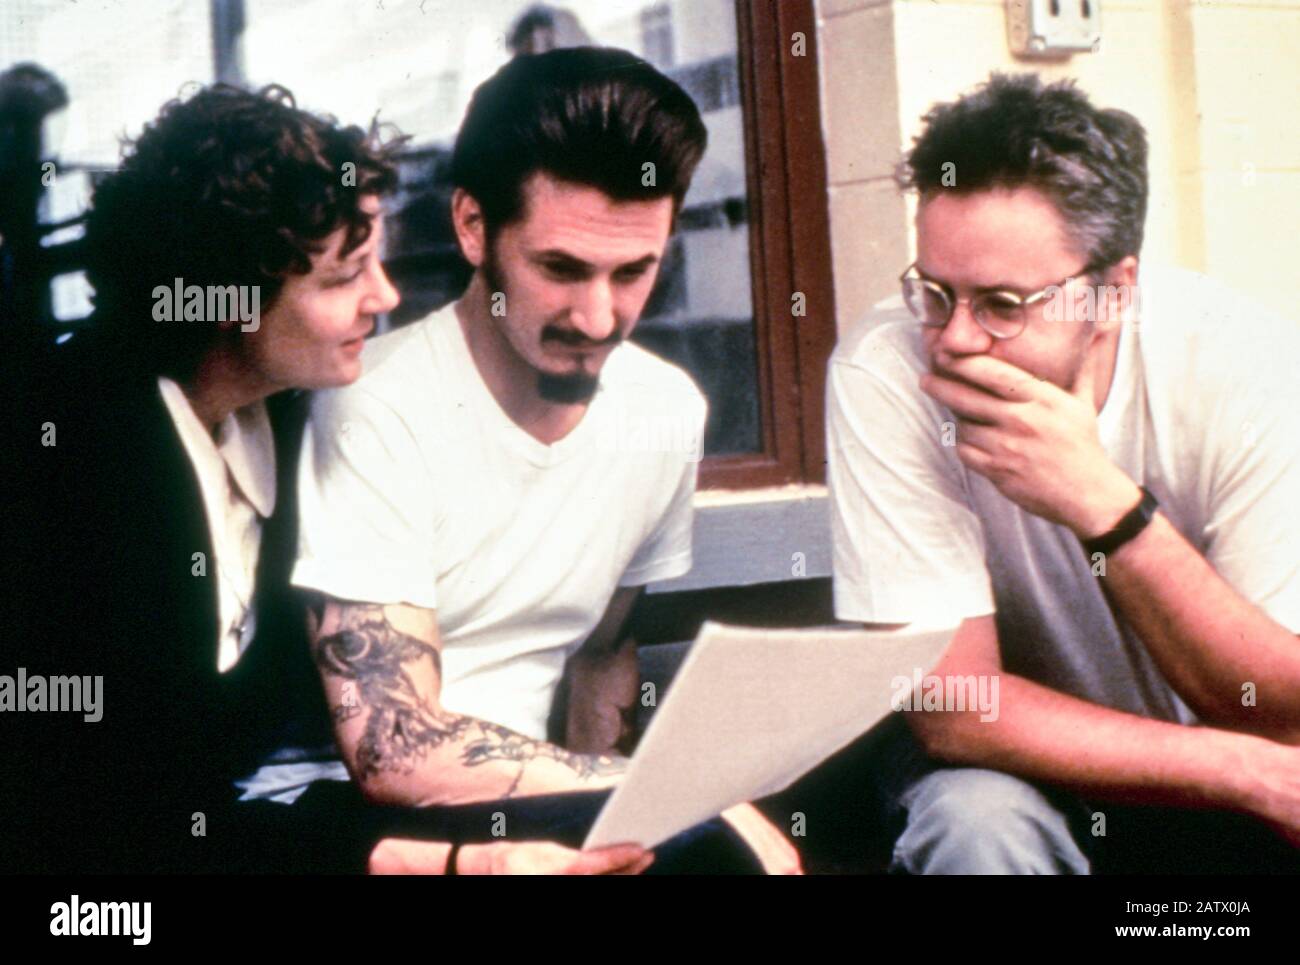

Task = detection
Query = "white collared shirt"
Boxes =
[158,377,277,673]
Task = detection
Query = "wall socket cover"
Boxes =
[1006,0,1102,56]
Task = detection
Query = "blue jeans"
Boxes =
[872,715,1298,875]
[874,717,1092,874]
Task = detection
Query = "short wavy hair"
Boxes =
[451,46,707,240]
[898,73,1148,268]
[84,84,404,379]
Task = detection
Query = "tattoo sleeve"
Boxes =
[312,603,626,797]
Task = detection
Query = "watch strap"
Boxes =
[1082,485,1158,557]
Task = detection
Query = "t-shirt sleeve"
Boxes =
[827,342,994,626]
[1202,382,1300,634]
[618,391,706,588]
[292,386,439,609]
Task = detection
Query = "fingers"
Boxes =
[610,852,657,875]
[928,355,1041,402]
[920,371,1009,424]
[567,843,653,875]
[954,441,996,476]
[367,837,448,874]
[953,420,999,454]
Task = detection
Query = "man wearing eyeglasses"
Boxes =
[826,73,1300,873]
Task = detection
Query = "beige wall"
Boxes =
[816,0,1300,331]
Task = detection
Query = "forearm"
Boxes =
[564,637,639,755]
[310,599,625,808]
[347,703,627,807]
[912,671,1275,815]
[927,354,1300,737]
[1096,512,1300,739]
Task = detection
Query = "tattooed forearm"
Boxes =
[460,721,627,781]
[313,604,626,794]
[312,604,467,779]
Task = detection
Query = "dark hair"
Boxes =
[84,83,404,379]
[450,46,707,238]
[898,73,1148,267]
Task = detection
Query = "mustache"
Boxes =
[540,324,625,349]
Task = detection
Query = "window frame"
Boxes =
[698,0,836,491]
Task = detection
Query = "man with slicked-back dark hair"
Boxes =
[278,47,802,874]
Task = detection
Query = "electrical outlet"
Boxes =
[1007,0,1102,56]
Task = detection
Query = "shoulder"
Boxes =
[351,307,451,399]
[1136,265,1299,414]
[830,296,927,395]
[308,309,453,439]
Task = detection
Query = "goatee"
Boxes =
[537,371,600,404]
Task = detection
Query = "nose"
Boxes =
[365,262,401,316]
[935,298,993,357]
[569,280,618,343]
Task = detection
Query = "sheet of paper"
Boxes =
[584,621,955,850]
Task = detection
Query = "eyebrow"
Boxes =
[321,258,364,283]
[532,250,659,272]
[915,264,1036,295]
[323,224,383,278]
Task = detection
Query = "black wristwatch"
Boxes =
[1081,486,1158,557]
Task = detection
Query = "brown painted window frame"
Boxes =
[699,0,837,491]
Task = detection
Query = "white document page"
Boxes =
[584,621,955,850]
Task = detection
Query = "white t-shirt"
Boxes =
[293,304,706,738]
[828,264,1300,723]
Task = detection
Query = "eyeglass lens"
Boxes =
[902,278,1026,338]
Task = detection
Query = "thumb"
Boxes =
[573,843,650,875]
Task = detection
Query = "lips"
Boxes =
[341,321,375,348]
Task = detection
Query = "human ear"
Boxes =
[450,188,487,268]
[1096,255,1140,331]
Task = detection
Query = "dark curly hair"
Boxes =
[84,83,404,379]
[451,46,707,240]
[898,73,1148,268]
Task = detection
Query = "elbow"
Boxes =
[356,771,408,807]
[906,709,967,763]
[904,688,1000,764]
[357,772,455,808]
[355,763,480,809]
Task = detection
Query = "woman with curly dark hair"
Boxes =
[9,83,652,876]
[83,82,402,394]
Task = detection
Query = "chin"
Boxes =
[332,361,365,388]
[299,360,362,391]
